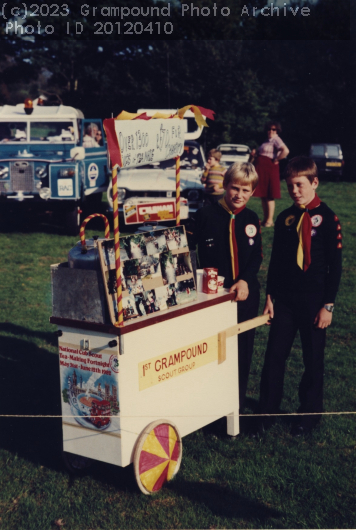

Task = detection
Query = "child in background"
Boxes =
[201,148,226,204]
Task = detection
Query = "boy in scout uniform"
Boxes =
[188,162,262,414]
[259,156,342,435]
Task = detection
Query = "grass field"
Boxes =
[0,181,355,529]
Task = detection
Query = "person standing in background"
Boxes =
[201,148,227,205]
[252,121,289,227]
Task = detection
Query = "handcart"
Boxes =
[50,107,267,493]
[50,273,267,494]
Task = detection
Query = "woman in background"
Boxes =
[252,121,289,227]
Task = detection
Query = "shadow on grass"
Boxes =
[0,332,63,470]
[0,322,58,347]
[169,479,282,523]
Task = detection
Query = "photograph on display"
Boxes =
[101,239,116,268]
[127,277,144,296]
[122,258,140,280]
[153,285,169,312]
[138,254,162,281]
[143,289,160,314]
[122,295,139,320]
[160,251,177,286]
[164,226,188,251]
[166,283,179,307]
[120,234,147,259]
[173,252,193,279]
[132,292,147,317]
[98,225,196,324]
[144,231,168,255]
[176,278,197,305]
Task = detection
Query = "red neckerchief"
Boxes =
[219,198,245,279]
[296,193,321,271]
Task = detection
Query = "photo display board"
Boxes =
[98,226,197,324]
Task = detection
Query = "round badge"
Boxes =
[285,215,295,226]
[110,355,119,373]
[311,215,323,227]
[248,238,254,246]
[311,229,317,237]
[245,224,257,237]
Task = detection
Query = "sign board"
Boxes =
[123,197,189,225]
[104,118,187,169]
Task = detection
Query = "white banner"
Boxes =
[113,119,186,169]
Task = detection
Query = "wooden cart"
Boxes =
[50,291,267,494]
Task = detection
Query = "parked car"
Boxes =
[0,100,109,234]
[309,143,344,179]
[107,140,206,223]
[217,144,251,167]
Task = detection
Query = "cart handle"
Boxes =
[218,313,270,364]
[80,213,110,253]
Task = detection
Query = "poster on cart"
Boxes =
[59,341,120,435]
[98,226,197,324]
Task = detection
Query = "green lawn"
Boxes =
[0,182,355,529]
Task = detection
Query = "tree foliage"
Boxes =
[0,0,354,175]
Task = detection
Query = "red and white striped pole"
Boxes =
[112,166,124,326]
[175,156,181,226]
[80,213,110,252]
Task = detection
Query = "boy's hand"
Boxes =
[229,279,249,301]
[263,294,274,324]
[314,307,333,329]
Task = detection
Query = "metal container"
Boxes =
[68,236,105,270]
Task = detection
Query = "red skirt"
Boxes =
[253,155,281,199]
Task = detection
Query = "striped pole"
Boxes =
[112,166,124,326]
[175,156,181,226]
[80,213,110,253]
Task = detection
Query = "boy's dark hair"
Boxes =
[284,156,318,183]
[207,148,222,162]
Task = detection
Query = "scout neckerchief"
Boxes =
[296,193,321,271]
[219,197,245,279]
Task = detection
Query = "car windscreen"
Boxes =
[30,121,75,142]
[220,146,250,155]
[326,145,340,158]
[310,145,325,156]
[0,122,28,141]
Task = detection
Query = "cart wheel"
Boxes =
[133,420,182,495]
[62,451,93,475]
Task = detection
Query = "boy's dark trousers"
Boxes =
[238,289,260,413]
[259,291,326,429]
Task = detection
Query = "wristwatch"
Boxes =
[323,304,334,313]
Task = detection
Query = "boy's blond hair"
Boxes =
[223,162,259,191]
[284,156,318,184]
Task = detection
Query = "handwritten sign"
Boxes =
[104,118,187,169]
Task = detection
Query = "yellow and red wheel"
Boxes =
[133,420,182,495]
